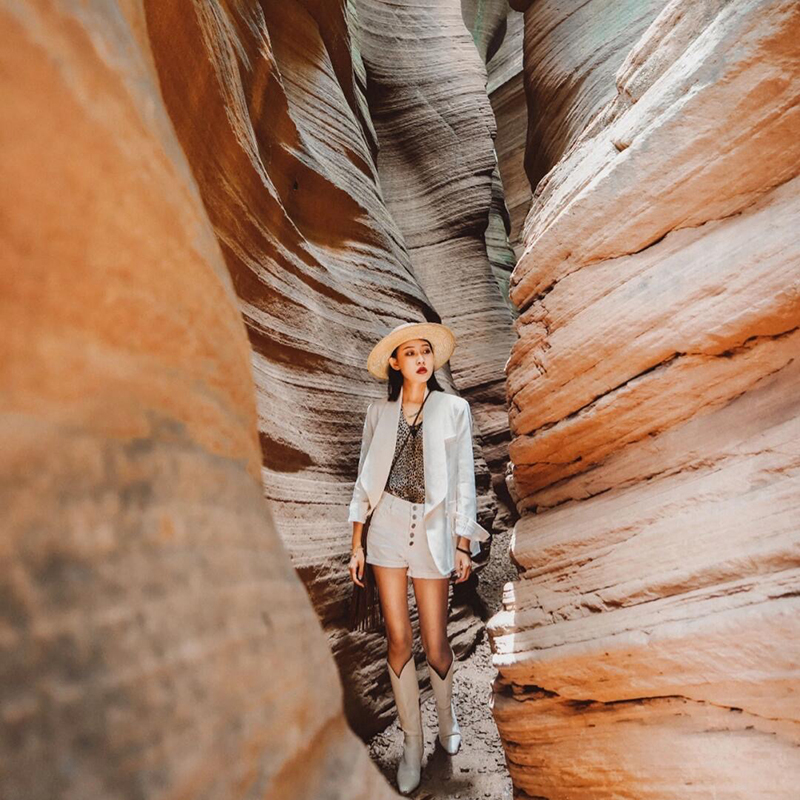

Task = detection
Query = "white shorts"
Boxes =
[365,490,451,579]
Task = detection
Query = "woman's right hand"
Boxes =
[349,547,365,587]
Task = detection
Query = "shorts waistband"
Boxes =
[379,490,424,511]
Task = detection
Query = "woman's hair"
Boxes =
[386,338,444,400]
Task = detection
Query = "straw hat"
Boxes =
[367,321,456,380]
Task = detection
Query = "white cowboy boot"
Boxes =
[426,658,461,754]
[387,658,424,794]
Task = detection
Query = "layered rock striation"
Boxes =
[491,0,800,796]
[356,0,517,504]
[487,6,528,257]
[142,0,515,737]
[0,3,399,798]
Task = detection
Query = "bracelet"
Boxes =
[456,546,471,556]
[351,546,364,557]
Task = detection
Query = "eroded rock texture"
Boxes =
[141,0,515,737]
[356,0,517,501]
[0,3,397,798]
[487,5,528,257]
[466,0,522,319]
[490,0,800,796]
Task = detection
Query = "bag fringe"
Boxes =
[347,514,385,633]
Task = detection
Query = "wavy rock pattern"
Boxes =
[515,0,668,191]
[143,0,514,736]
[355,0,517,493]
[491,0,800,796]
[467,0,522,317]
[487,6,528,256]
[0,3,398,798]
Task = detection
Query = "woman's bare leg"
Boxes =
[412,577,453,679]
[373,565,413,677]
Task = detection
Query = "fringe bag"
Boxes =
[348,392,430,633]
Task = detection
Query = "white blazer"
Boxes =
[348,385,490,576]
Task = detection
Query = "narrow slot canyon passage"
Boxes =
[2,2,798,800]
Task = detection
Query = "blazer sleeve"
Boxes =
[348,401,377,524]
[452,399,490,557]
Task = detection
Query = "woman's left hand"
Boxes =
[453,548,472,583]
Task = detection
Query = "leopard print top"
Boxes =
[386,411,425,503]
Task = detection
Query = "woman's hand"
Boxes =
[349,546,365,587]
[453,548,472,583]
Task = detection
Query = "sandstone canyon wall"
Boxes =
[464,0,524,324]
[489,0,800,797]
[0,3,399,798]
[357,0,517,504]
[486,6,528,258]
[141,0,516,736]
[2,1,518,786]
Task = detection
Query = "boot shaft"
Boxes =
[387,658,423,737]
[426,659,462,754]
[426,658,454,710]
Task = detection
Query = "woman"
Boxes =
[347,320,490,795]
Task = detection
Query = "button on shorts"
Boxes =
[365,490,449,579]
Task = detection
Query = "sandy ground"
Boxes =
[367,526,519,798]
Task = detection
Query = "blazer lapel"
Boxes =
[422,389,447,515]
[360,387,401,511]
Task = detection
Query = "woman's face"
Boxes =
[389,338,434,384]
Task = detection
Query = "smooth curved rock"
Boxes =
[487,7,529,256]
[520,0,667,194]
[465,0,521,316]
[0,3,398,798]
[510,0,800,309]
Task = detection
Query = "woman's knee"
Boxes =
[386,627,413,658]
[422,637,452,668]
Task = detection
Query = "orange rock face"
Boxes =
[490,0,800,796]
[0,3,398,798]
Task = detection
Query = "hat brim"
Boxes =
[367,322,456,380]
